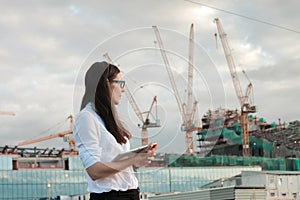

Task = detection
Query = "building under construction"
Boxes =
[196,108,300,159]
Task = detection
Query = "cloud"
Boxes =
[0,0,299,153]
[248,59,300,82]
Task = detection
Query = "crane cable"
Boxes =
[28,117,69,140]
[185,0,300,34]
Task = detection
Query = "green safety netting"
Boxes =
[199,128,274,156]
[168,155,296,171]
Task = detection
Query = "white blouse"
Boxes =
[73,103,138,193]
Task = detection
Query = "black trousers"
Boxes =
[90,188,140,200]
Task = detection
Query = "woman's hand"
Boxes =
[132,142,158,167]
[86,142,158,180]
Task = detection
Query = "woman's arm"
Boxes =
[87,142,158,180]
[74,111,158,180]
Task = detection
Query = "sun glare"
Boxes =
[192,6,214,18]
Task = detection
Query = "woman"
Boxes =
[73,61,157,200]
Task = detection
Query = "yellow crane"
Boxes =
[214,18,256,157]
[153,24,200,154]
[127,92,160,145]
[17,115,75,149]
[103,53,160,145]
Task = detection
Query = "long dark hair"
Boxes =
[81,61,130,144]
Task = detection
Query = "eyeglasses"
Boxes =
[110,80,126,89]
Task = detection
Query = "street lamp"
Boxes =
[47,182,51,200]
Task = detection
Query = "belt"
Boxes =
[90,188,140,199]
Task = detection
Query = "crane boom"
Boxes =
[245,83,253,103]
[0,110,15,116]
[125,88,144,123]
[17,115,75,149]
[145,96,157,121]
[214,18,244,106]
[17,130,72,146]
[152,26,187,123]
[103,52,113,63]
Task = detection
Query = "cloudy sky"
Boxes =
[0,0,299,153]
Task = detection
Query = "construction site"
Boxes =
[1,18,300,200]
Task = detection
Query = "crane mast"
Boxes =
[185,24,198,154]
[214,18,256,157]
[187,24,194,117]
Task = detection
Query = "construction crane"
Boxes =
[0,110,15,116]
[129,93,160,145]
[103,53,160,145]
[214,18,256,157]
[17,115,75,149]
[153,24,200,154]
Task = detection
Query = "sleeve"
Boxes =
[73,111,102,169]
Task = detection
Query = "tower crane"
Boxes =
[153,24,200,154]
[17,115,75,149]
[127,92,160,145]
[103,53,160,145]
[214,18,256,157]
[0,110,15,116]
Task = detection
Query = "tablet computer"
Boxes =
[113,143,157,161]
